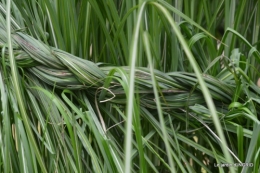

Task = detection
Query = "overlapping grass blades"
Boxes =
[0,19,238,104]
[0,0,260,172]
[0,16,259,172]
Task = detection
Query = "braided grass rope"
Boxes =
[0,24,246,111]
[1,19,260,114]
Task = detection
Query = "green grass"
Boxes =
[0,0,260,172]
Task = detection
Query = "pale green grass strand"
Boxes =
[143,31,176,172]
[124,2,147,173]
[6,1,47,172]
[152,2,235,173]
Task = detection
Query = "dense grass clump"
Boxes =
[0,0,260,173]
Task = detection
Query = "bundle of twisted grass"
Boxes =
[0,23,240,111]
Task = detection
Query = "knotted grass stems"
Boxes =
[13,32,106,88]
[0,27,237,108]
[0,17,238,115]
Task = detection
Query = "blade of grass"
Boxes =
[6,1,47,172]
[151,2,235,173]
[241,124,260,173]
[143,31,176,172]
[124,2,147,173]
